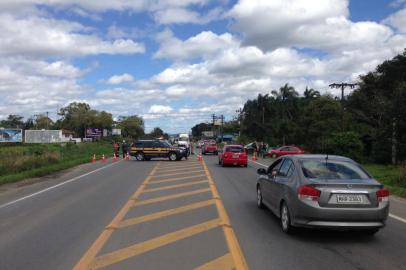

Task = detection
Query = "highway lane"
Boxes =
[204,154,406,270]
[0,155,405,270]
[0,160,156,270]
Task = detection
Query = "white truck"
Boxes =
[177,133,190,156]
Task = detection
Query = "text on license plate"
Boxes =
[232,154,239,158]
[336,194,363,204]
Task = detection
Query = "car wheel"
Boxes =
[218,159,221,165]
[168,152,177,161]
[244,164,248,167]
[272,154,277,159]
[280,202,294,234]
[257,186,264,209]
[135,152,144,161]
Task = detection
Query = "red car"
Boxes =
[202,142,218,155]
[266,145,304,158]
[218,145,248,167]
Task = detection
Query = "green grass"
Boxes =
[364,164,406,198]
[0,142,113,185]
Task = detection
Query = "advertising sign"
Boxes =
[202,131,214,138]
[25,130,62,143]
[86,128,102,137]
[0,128,23,142]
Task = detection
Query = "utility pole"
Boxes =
[46,111,49,129]
[236,108,243,138]
[329,82,357,131]
[220,115,224,141]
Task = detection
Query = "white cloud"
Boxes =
[148,105,173,114]
[154,29,238,61]
[383,8,406,33]
[0,14,145,58]
[105,73,135,84]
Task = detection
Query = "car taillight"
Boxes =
[298,185,321,201]
[376,188,389,202]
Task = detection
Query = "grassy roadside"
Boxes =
[0,142,113,185]
[364,164,406,198]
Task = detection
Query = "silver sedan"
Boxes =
[256,154,390,234]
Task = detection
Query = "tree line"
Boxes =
[193,50,406,164]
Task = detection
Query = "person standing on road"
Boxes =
[122,140,128,158]
[113,142,119,157]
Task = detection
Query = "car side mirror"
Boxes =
[257,168,266,175]
[271,170,278,178]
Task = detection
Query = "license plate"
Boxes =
[232,154,239,159]
[337,194,363,204]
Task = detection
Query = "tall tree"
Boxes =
[0,114,24,128]
[118,115,145,139]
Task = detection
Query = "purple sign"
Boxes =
[86,128,102,137]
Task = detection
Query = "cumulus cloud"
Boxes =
[105,73,135,85]
[148,105,173,114]
[383,8,406,33]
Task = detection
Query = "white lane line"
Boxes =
[389,214,406,224]
[0,161,121,210]
[248,160,268,168]
[248,159,406,224]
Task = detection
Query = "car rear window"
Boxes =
[226,147,243,153]
[300,159,370,180]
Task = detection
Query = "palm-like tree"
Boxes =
[271,83,299,101]
[304,87,320,99]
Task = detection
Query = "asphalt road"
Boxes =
[0,155,405,270]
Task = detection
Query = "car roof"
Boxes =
[284,154,354,162]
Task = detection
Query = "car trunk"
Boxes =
[310,181,383,208]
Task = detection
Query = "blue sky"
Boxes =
[0,0,405,133]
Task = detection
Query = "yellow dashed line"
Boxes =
[119,199,216,228]
[143,180,209,193]
[89,218,223,270]
[194,253,235,270]
[155,165,203,174]
[132,188,211,207]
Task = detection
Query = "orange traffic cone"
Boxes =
[91,154,96,163]
[125,152,130,160]
[101,154,106,163]
[252,151,257,161]
[113,153,118,162]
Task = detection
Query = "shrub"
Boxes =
[324,131,364,161]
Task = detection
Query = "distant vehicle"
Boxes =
[197,140,205,148]
[218,145,247,167]
[202,142,218,155]
[256,154,389,234]
[266,146,304,158]
[130,140,187,161]
[177,133,190,155]
[244,142,256,154]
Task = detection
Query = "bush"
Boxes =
[324,131,364,161]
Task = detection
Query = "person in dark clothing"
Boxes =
[122,140,129,158]
[113,142,119,157]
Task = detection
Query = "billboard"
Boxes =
[25,130,63,143]
[112,129,121,136]
[86,128,102,137]
[0,129,23,142]
[202,131,214,138]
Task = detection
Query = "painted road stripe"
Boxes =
[119,199,216,228]
[249,159,406,225]
[158,162,201,170]
[202,159,249,270]
[0,161,122,210]
[73,162,161,270]
[132,188,211,207]
[89,218,223,269]
[248,159,268,168]
[143,180,209,193]
[194,253,234,270]
[152,169,205,178]
[148,174,207,185]
[155,165,203,174]
[389,213,406,224]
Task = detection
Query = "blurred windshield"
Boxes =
[300,159,370,180]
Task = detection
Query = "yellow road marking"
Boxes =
[202,159,249,270]
[194,253,235,270]
[119,199,216,228]
[73,162,161,270]
[143,180,209,193]
[158,162,201,170]
[89,218,223,269]
[132,188,211,207]
[148,174,207,185]
[155,165,203,173]
[152,169,205,178]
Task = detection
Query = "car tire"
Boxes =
[168,152,177,161]
[280,202,294,234]
[244,164,248,167]
[272,154,277,159]
[214,151,218,155]
[135,152,144,161]
[257,186,265,209]
[144,157,151,161]
[218,159,221,165]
